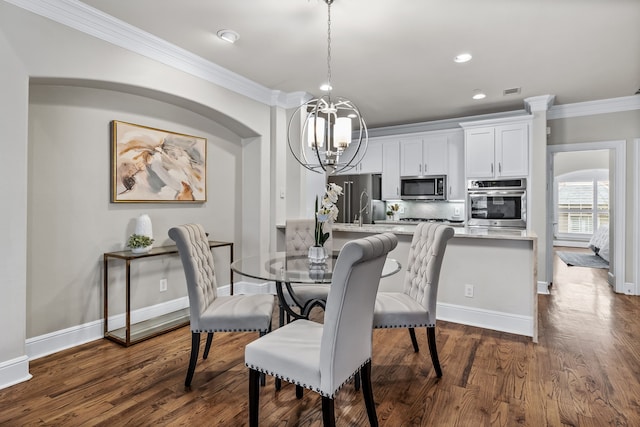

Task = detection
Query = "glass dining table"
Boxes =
[231,251,401,321]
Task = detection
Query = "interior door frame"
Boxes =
[546,140,626,294]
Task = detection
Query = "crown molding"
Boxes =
[4,0,278,106]
[547,95,640,120]
[524,94,555,112]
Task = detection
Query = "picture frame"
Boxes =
[111,120,206,203]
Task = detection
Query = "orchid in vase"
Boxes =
[311,183,342,260]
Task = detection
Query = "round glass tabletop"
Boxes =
[231,251,401,284]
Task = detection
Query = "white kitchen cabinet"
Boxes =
[381,140,400,200]
[400,134,448,177]
[334,140,382,175]
[446,130,465,200]
[464,122,529,179]
[356,142,382,174]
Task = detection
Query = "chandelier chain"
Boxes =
[326,0,332,92]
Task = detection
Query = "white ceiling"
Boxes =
[80,0,639,129]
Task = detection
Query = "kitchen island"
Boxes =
[330,223,538,341]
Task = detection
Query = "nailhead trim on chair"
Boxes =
[374,322,435,328]
[245,358,371,398]
[192,327,270,333]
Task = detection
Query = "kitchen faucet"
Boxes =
[358,189,369,227]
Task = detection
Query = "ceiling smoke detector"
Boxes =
[503,87,521,96]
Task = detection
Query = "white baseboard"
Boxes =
[437,302,534,338]
[537,281,550,295]
[553,240,589,248]
[0,355,32,391]
[623,281,638,296]
[26,281,274,362]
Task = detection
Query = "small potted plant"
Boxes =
[388,203,400,221]
[127,234,154,254]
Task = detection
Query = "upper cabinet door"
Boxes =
[446,130,465,200]
[357,142,383,174]
[496,124,528,177]
[381,140,400,200]
[422,134,448,176]
[399,138,423,176]
[465,127,495,178]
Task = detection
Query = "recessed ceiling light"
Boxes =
[217,29,239,44]
[454,53,472,63]
[472,91,486,100]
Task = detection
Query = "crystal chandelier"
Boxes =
[287,0,368,175]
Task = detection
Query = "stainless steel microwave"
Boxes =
[400,175,447,200]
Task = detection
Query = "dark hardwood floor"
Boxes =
[1,251,638,426]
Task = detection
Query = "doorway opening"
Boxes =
[546,141,625,294]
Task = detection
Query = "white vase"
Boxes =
[308,245,328,264]
[131,246,151,254]
[135,214,153,249]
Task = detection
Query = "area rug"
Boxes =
[557,251,609,269]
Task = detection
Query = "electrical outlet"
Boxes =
[160,278,168,292]
[464,284,474,298]
[454,207,461,216]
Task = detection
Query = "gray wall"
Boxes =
[549,110,640,282]
[27,85,242,337]
[0,1,275,387]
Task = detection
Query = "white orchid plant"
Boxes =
[314,182,343,247]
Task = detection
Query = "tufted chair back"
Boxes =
[285,219,332,255]
[402,222,455,326]
[168,223,218,331]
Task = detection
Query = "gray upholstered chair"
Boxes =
[373,222,454,378]
[246,233,398,427]
[169,223,275,388]
[282,219,332,321]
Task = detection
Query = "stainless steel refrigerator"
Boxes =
[327,173,385,224]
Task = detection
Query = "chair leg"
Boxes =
[279,306,285,328]
[185,332,201,387]
[426,326,442,378]
[259,331,267,386]
[408,327,420,352]
[202,332,214,359]
[354,370,361,391]
[249,368,261,427]
[275,378,281,391]
[296,384,303,399]
[321,396,336,427]
[361,361,379,427]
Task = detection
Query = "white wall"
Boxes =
[554,150,609,177]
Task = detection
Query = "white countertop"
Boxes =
[330,222,537,241]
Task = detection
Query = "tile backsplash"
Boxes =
[385,200,465,221]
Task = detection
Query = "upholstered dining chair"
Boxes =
[282,219,333,322]
[169,223,275,388]
[245,233,398,427]
[373,222,454,378]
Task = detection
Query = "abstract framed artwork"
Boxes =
[111,121,206,203]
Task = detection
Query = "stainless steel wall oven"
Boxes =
[467,179,527,228]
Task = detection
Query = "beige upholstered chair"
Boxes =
[282,219,332,321]
[246,233,398,427]
[373,222,454,378]
[169,223,275,387]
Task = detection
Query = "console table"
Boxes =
[103,240,233,347]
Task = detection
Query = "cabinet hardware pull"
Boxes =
[491,163,494,174]
[499,163,502,173]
